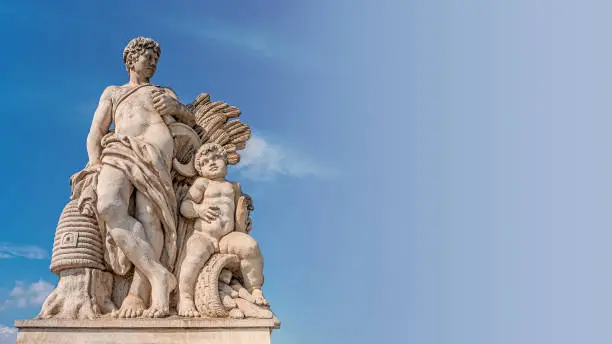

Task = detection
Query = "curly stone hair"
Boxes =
[122,37,161,70]
[194,143,228,175]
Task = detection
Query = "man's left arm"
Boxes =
[152,87,196,126]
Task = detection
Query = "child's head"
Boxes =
[195,143,228,179]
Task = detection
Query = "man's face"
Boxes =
[199,151,228,179]
[130,48,158,78]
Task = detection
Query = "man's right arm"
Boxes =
[86,88,113,166]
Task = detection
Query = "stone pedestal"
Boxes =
[15,317,280,344]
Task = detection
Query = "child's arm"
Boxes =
[180,178,208,219]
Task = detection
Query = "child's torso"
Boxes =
[194,180,236,238]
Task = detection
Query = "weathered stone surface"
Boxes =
[16,317,279,344]
[15,317,280,329]
[21,36,279,342]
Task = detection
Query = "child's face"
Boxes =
[199,151,227,179]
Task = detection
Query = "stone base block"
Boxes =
[15,317,280,344]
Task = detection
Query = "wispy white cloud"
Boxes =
[167,18,317,68]
[0,326,17,344]
[184,20,277,60]
[0,243,47,260]
[0,280,54,311]
[236,134,334,181]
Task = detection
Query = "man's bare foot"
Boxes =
[177,297,200,317]
[113,294,145,318]
[143,305,170,318]
[251,288,269,306]
[143,270,176,318]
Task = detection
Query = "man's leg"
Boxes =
[115,268,147,318]
[134,191,168,318]
[115,191,165,318]
[177,233,215,317]
[97,165,176,318]
[219,232,267,305]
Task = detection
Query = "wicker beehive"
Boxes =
[50,200,106,274]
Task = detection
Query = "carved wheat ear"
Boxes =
[189,93,251,165]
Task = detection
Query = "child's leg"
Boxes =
[177,233,215,316]
[219,232,264,293]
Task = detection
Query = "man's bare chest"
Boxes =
[112,86,160,122]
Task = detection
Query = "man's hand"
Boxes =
[152,89,181,117]
[152,88,196,126]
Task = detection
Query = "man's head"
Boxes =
[195,143,228,179]
[123,37,161,78]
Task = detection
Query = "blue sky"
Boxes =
[2,1,612,343]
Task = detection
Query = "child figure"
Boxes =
[177,143,268,317]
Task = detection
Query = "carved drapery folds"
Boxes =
[39,93,274,321]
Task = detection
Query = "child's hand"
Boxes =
[201,205,221,223]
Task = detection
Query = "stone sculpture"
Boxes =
[176,142,267,317]
[35,37,275,323]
